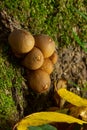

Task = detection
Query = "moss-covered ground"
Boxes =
[0,0,87,129]
[0,0,87,45]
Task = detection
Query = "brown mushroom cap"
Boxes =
[40,58,54,74]
[22,47,44,70]
[8,29,35,57]
[34,34,55,58]
[27,69,51,93]
[50,51,58,64]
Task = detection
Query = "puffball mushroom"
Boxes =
[8,29,35,57]
[40,58,54,74]
[22,47,44,70]
[50,51,58,64]
[34,34,55,58]
[27,69,51,93]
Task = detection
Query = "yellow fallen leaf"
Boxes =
[14,112,86,130]
[57,88,87,107]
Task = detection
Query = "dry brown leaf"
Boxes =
[54,79,67,108]
[70,106,87,122]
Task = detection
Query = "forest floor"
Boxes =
[0,1,87,130]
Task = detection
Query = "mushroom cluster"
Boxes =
[8,29,58,94]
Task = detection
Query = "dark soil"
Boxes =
[0,10,87,129]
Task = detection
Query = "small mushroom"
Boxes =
[50,51,58,64]
[8,29,35,57]
[22,47,44,70]
[40,58,54,74]
[34,34,55,58]
[27,69,51,93]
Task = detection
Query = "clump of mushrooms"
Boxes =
[34,34,55,58]
[27,69,51,93]
[40,58,54,74]
[22,47,44,70]
[8,29,35,58]
[8,29,58,93]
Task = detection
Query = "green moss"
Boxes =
[0,44,24,129]
[0,0,87,45]
[0,93,16,118]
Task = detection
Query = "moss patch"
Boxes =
[0,43,24,129]
[0,0,87,45]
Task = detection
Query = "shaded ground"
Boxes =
[0,10,87,130]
